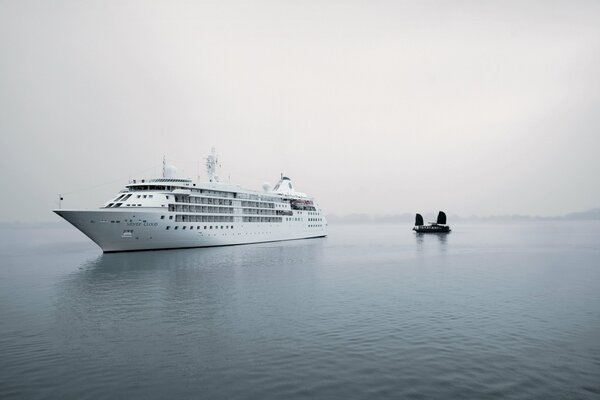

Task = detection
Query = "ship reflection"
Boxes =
[52,240,325,345]
[57,240,325,306]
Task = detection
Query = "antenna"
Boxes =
[59,194,63,209]
[162,155,166,178]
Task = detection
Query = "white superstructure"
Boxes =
[54,150,327,252]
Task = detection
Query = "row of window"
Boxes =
[166,225,234,230]
[167,205,288,216]
[121,185,314,207]
[127,185,177,191]
[174,196,233,205]
[113,190,317,212]
[188,189,236,198]
[126,186,238,199]
[106,202,146,208]
[163,215,285,223]
[242,217,282,223]
[149,179,190,183]
[237,193,281,202]
[291,205,317,211]
[242,208,277,215]
[176,215,234,222]
[170,205,234,214]
[241,201,275,209]
[114,193,133,202]
[107,195,155,207]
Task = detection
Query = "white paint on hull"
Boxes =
[55,209,327,252]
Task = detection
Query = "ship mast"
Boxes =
[206,147,220,183]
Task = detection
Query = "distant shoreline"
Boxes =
[326,208,600,224]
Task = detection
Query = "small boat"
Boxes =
[413,211,451,233]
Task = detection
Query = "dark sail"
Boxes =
[437,211,447,225]
[415,213,424,226]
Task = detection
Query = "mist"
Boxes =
[1,0,599,222]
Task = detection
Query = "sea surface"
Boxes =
[1,221,599,399]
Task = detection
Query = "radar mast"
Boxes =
[206,147,220,182]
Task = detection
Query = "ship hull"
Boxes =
[54,209,327,252]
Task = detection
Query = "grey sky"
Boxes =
[1,0,599,222]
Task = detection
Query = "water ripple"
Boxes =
[1,222,599,399]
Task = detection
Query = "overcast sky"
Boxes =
[1,0,599,222]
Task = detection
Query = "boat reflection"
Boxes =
[414,230,448,253]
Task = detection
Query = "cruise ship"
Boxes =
[54,150,327,252]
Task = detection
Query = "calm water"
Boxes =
[1,221,599,399]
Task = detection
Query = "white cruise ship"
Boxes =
[54,150,327,252]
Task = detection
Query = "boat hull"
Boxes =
[413,225,451,233]
[54,209,327,252]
